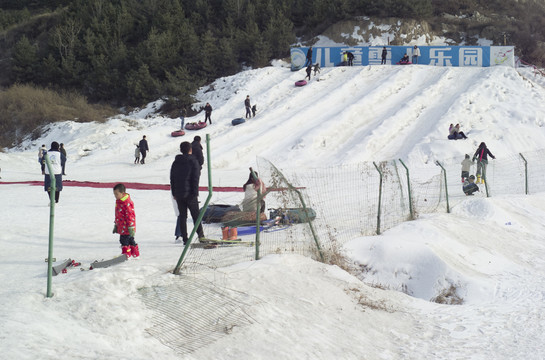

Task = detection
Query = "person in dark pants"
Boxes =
[170,141,205,245]
[139,135,149,164]
[191,136,204,171]
[304,46,313,67]
[245,95,252,119]
[251,104,257,117]
[346,51,354,66]
[43,141,66,203]
[305,64,312,80]
[472,142,496,184]
[381,47,388,65]
[204,102,212,124]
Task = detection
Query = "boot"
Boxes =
[228,227,238,240]
[476,175,482,184]
[222,226,230,240]
[130,244,140,258]
[121,246,131,258]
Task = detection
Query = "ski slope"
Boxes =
[2,63,545,359]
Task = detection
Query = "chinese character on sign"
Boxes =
[459,48,483,67]
[429,48,453,66]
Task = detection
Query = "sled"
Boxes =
[232,118,246,126]
[185,122,208,130]
[200,204,241,223]
[295,80,307,87]
[397,61,412,65]
[171,130,185,137]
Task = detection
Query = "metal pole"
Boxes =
[373,162,383,235]
[173,134,213,275]
[398,159,414,220]
[44,153,56,298]
[249,167,262,260]
[520,153,528,194]
[435,161,450,213]
[482,161,490,198]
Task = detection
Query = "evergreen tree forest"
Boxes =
[1,0,545,107]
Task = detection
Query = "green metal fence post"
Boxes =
[520,153,528,195]
[44,153,56,298]
[373,162,383,235]
[173,134,213,275]
[482,161,490,198]
[398,159,414,220]
[435,161,450,213]
[249,167,262,260]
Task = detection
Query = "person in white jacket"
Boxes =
[412,45,421,64]
[43,141,66,203]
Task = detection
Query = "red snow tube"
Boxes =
[295,80,307,87]
[185,122,208,130]
[171,130,185,137]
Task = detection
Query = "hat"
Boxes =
[469,175,475,180]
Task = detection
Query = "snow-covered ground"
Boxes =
[2,63,545,359]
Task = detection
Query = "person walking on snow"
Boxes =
[251,104,257,117]
[60,143,67,175]
[245,95,252,119]
[170,141,205,245]
[472,142,496,184]
[461,154,474,183]
[304,46,313,67]
[346,51,354,66]
[139,135,149,164]
[112,183,139,258]
[204,102,213,124]
[38,144,47,175]
[191,136,204,171]
[305,64,312,81]
[134,145,140,164]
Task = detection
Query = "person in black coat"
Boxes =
[204,102,212,124]
[305,64,312,80]
[191,136,204,170]
[381,47,388,65]
[472,142,495,183]
[346,51,354,66]
[304,46,313,67]
[170,141,205,244]
[245,95,252,119]
[139,135,149,164]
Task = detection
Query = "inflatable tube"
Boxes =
[200,204,241,223]
[295,80,307,87]
[171,130,185,137]
[232,117,246,126]
[185,121,208,130]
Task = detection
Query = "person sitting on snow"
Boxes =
[399,54,410,64]
[463,175,479,196]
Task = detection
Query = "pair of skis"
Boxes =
[51,255,127,273]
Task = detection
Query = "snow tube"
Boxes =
[171,130,185,137]
[396,61,412,65]
[200,204,241,223]
[185,122,207,130]
[295,80,307,87]
[232,118,246,126]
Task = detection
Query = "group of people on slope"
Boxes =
[245,95,257,118]
[40,141,67,203]
[460,142,496,195]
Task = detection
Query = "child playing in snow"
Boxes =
[463,175,479,196]
[460,154,474,182]
[113,183,139,258]
[134,144,140,164]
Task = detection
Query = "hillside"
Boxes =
[2,64,545,359]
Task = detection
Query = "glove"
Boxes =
[112,225,118,234]
[128,227,135,237]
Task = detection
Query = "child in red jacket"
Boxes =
[113,183,139,258]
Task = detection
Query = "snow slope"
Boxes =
[2,64,545,359]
